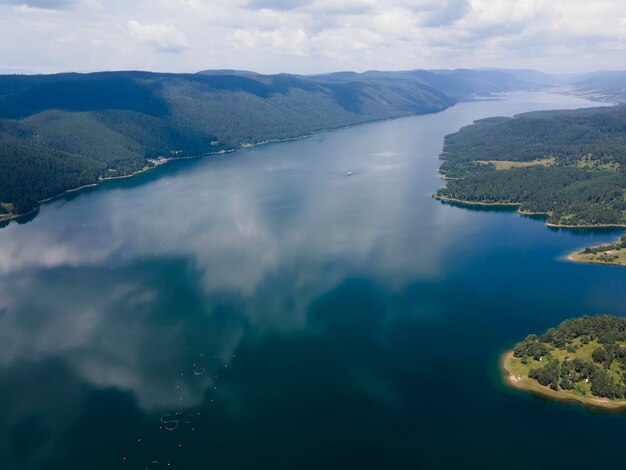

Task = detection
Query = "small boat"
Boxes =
[347,171,352,176]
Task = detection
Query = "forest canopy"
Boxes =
[507,315,626,403]
[436,106,626,226]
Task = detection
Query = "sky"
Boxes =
[0,0,625,75]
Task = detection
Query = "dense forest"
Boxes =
[436,106,626,226]
[512,315,626,400]
[0,69,540,215]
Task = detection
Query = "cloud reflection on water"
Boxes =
[0,92,608,468]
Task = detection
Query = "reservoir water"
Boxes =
[1,92,625,469]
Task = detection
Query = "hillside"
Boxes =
[0,69,536,217]
[435,105,626,227]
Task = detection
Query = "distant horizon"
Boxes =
[2,66,626,77]
[2,1,626,76]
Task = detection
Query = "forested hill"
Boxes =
[0,69,537,217]
[436,105,626,226]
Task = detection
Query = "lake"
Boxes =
[1,92,625,469]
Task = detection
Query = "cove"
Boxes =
[0,92,625,469]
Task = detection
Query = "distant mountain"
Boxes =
[569,71,626,102]
[0,68,546,217]
[475,68,561,86]
[196,69,263,78]
[316,68,539,99]
[0,68,40,75]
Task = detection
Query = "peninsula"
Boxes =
[503,315,626,409]
[435,107,626,229]
[568,235,626,267]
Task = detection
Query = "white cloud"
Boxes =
[128,19,190,53]
[1,0,626,73]
[0,0,73,9]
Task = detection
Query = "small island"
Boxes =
[503,315,626,409]
[569,235,626,267]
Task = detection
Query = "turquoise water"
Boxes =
[0,92,625,469]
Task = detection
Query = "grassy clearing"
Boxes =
[0,202,14,220]
[476,157,555,170]
[502,346,626,410]
[576,155,621,172]
[570,247,626,267]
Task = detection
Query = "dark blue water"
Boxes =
[0,92,624,470]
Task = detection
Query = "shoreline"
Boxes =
[565,253,622,267]
[0,109,451,225]
[0,207,39,223]
[1,149,239,223]
[37,153,233,204]
[547,222,626,229]
[3,93,523,226]
[433,194,520,207]
[0,91,608,226]
[500,350,626,411]
[433,195,626,228]
[566,251,626,268]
